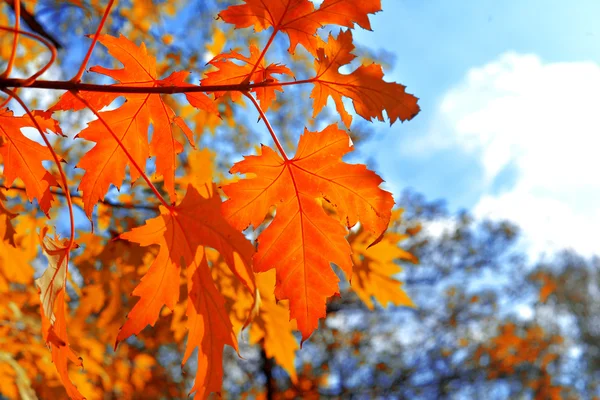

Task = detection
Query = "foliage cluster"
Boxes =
[0,0,421,398]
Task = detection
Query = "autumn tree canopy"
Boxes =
[0,0,421,398]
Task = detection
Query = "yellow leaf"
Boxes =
[349,229,416,310]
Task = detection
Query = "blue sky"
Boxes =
[350,0,600,258]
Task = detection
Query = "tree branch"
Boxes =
[4,0,62,49]
[0,77,315,94]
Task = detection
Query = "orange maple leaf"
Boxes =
[250,269,299,382]
[0,192,17,246]
[49,35,217,217]
[207,247,299,381]
[0,212,37,292]
[36,229,84,400]
[222,124,394,340]
[40,291,85,400]
[311,30,420,128]
[203,44,293,111]
[117,183,255,397]
[36,229,72,325]
[531,272,558,303]
[219,0,381,54]
[0,108,62,214]
[349,224,416,310]
[117,183,255,341]
[183,250,237,399]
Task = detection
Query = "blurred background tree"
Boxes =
[220,191,600,399]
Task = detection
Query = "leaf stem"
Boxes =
[246,28,279,80]
[1,0,20,79]
[2,88,75,251]
[71,91,173,212]
[0,89,17,108]
[72,0,114,82]
[243,92,288,161]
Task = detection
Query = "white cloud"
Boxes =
[421,217,458,239]
[420,52,600,258]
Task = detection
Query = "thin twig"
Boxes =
[246,28,279,79]
[5,185,159,211]
[72,0,114,82]
[4,0,62,49]
[243,91,289,161]
[1,0,20,78]
[0,26,57,83]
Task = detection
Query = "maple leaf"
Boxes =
[250,269,299,382]
[208,249,254,331]
[311,30,420,128]
[49,35,218,217]
[36,228,72,325]
[0,108,62,214]
[176,152,258,394]
[176,148,215,194]
[219,0,381,54]
[183,249,237,399]
[0,192,17,246]
[210,249,298,382]
[117,183,255,340]
[531,272,558,303]
[203,44,293,111]
[118,183,255,397]
[36,229,84,400]
[349,224,416,310]
[0,212,36,293]
[222,124,394,340]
